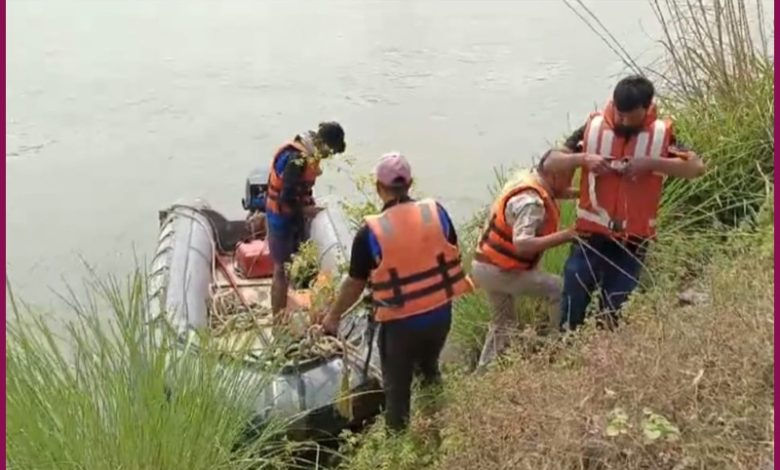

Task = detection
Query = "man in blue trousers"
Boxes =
[542,75,705,331]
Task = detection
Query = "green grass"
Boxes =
[6,271,313,470]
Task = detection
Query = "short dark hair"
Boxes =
[613,75,655,112]
[317,121,346,154]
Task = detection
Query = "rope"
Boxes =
[160,203,383,380]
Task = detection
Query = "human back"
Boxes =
[366,196,472,322]
[320,151,473,432]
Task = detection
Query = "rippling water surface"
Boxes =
[8,0,667,313]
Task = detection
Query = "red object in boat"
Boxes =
[235,239,274,279]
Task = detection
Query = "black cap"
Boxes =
[317,121,346,154]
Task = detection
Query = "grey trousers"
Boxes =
[471,260,562,369]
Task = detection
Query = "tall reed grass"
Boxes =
[6,271,308,470]
[566,0,774,233]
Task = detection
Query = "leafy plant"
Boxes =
[285,239,320,290]
[641,408,681,443]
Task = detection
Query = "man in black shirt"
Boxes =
[321,152,473,431]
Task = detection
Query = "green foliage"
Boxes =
[641,408,681,443]
[337,426,437,470]
[335,384,447,470]
[6,271,303,470]
[658,67,773,233]
[286,239,321,289]
[338,173,382,231]
[605,407,631,437]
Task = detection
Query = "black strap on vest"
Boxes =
[480,214,539,265]
[481,215,514,243]
[370,253,466,309]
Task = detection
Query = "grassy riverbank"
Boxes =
[337,224,774,470]
[336,1,774,469]
[6,273,312,470]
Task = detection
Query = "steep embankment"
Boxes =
[338,221,774,470]
[436,230,774,469]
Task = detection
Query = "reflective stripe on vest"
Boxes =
[265,141,319,215]
[475,177,561,271]
[576,101,671,238]
[366,199,474,322]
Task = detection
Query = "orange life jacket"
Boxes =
[575,100,673,239]
[265,140,321,216]
[475,174,561,271]
[365,198,474,322]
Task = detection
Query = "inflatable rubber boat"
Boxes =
[146,168,384,437]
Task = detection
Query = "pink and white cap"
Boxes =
[374,151,412,187]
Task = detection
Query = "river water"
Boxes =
[7,0,671,314]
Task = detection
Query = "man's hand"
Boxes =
[563,227,579,241]
[581,153,613,175]
[620,157,658,178]
[668,145,695,159]
[321,311,340,336]
[516,227,579,258]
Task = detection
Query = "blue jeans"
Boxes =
[559,236,648,330]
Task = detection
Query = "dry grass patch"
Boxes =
[436,242,773,470]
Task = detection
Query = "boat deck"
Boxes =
[213,253,312,312]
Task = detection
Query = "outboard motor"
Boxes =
[241,167,271,213]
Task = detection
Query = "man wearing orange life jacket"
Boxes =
[542,75,705,331]
[471,161,577,372]
[321,152,473,431]
[266,122,346,318]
